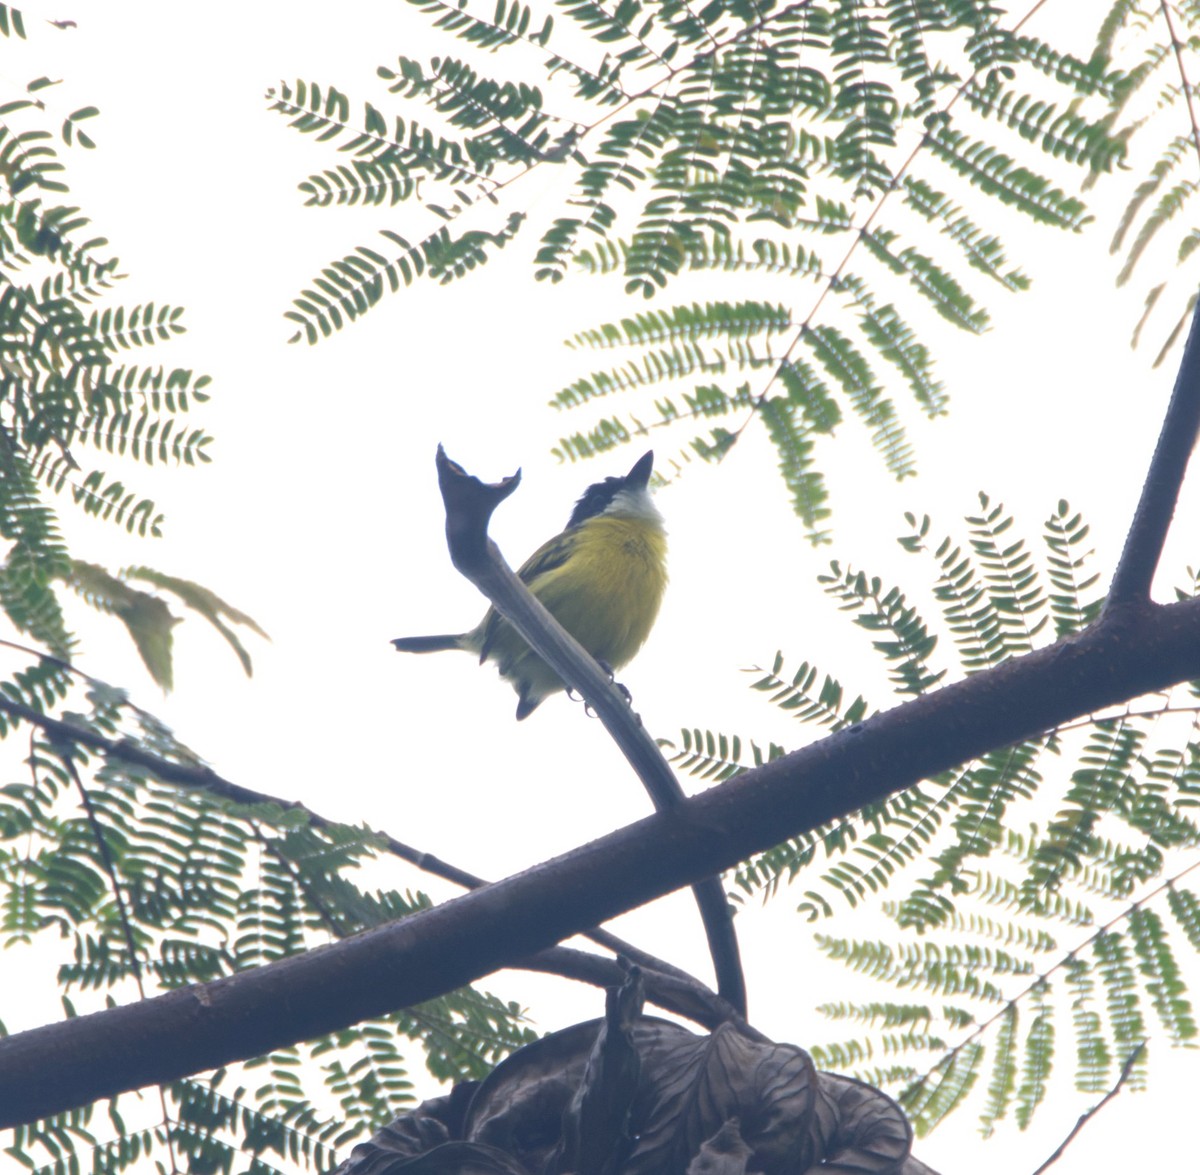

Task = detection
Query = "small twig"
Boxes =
[57,748,181,1175]
[1029,1041,1146,1175]
[250,817,739,1024]
[0,692,737,1029]
[432,447,747,1015]
[252,821,359,941]
[1160,0,1200,174]
[56,750,146,995]
[1107,298,1200,606]
[0,637,76,677]
[0,636,173,735]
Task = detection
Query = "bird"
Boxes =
[392,450,667,720]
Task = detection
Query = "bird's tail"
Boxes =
[391,633,467,653]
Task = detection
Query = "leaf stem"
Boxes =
[1029,1040,1146,1175]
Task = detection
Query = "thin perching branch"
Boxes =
[430,445,747,1016]
[1107,296,1200,605]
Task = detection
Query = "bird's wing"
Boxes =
[515,528,578,583]
[477,528,578,661]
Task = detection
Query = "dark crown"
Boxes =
[566,450,654,528]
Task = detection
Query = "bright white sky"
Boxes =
[3,2,1199,1172]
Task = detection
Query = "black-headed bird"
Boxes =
[392,450,667,719]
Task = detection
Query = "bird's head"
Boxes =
[566,450,661,528]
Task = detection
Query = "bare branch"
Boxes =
[432,446,747,1015]
[1107,299,1200,605]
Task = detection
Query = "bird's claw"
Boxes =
[594,659,634,707]
[568,663,635,719]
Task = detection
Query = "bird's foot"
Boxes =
[567,661,636,719]
[594,659,633,706]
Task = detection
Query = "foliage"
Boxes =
[0,53,263,690]
[11,4,1200,1170]
[0,675,538,1173]
[0,21,532,1175]
[1095,0,1200,363]
[269,0,1135,540]
[666,498,1200,1136]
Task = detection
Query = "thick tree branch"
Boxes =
[1107,299,1200,605]
[5,594,1200,1124]
[432,446,746,1015]
[0,693,734,1029]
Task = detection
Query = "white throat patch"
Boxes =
[604,485,665,526]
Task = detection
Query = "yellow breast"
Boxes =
[468,512,668,716]
[534,515,669,668]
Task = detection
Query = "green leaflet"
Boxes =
[1099,1,1200,361]
[726,497,1200,1132]
[55,562,263,692]
[269,0,1138,547]
[1,690,539,1171]
[0,67,243,690]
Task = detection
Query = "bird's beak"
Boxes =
[627,450,654,488]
